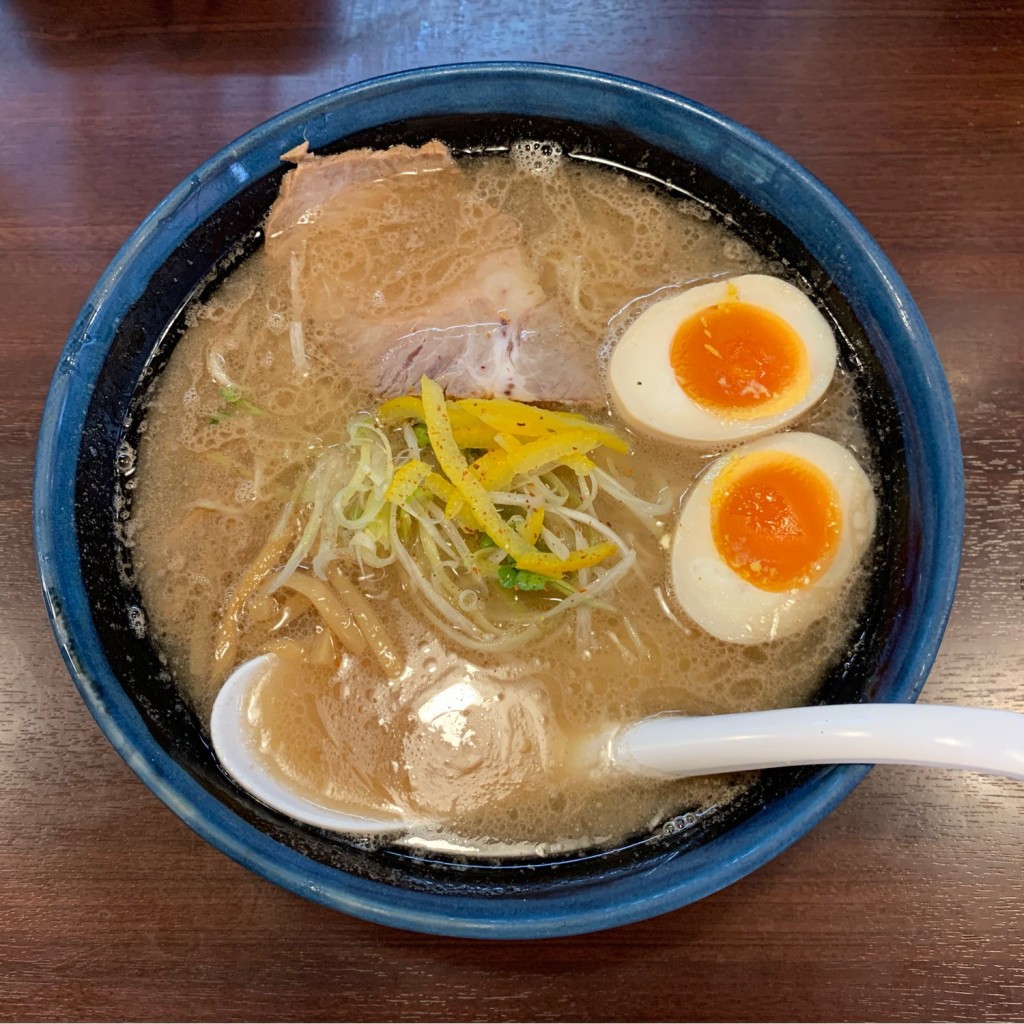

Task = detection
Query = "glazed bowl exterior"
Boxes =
[34,63,963,938]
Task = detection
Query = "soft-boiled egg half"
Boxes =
[671,431,876,644]
[608,274,838,444]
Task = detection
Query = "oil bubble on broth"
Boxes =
[128,140,876,856]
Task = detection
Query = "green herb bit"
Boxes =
[496,564,521,590]
[477,534,497,550]
[412,422,431,449]
[216,386,264,420]
[511,569,552,591]
[496,563,562,592]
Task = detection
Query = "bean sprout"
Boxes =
[268,383,662,654]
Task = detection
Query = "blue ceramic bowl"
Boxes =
[34,63,962,939]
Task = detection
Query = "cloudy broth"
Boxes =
[130,143,873,855]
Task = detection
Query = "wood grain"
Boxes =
[2,0,1022,1020]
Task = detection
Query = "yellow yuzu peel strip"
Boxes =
[420,376,538,564]
[419,378,618,576]
[454,397,628,453]
[384,458,431,505]
[473,429,607,491]
[520,507,545,545]
[378,395,498,450]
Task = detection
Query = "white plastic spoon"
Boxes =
[603,703,1024,780]
[211,654,1024,834]
[210,654,411,833]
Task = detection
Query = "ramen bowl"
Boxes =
[34,63,963,939]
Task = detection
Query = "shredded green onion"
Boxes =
[210,386,265,424]
[268,379,660,654]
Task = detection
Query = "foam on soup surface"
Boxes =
[129,141,874,855]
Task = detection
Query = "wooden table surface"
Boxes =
[3,1,1022,1020]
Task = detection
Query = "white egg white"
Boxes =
[671,431,877,645]
[608,274,838,444]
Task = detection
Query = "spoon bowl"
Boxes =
[210,654,410,834]
[212,655,1023,836]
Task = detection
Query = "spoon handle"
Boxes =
[610,704,1024,780]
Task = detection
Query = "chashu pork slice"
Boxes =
[265,139,456,243]
[371,252,599,402]
[263,141,601,404]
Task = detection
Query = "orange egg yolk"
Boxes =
[670,301,809,419]
[710,451,841,592]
